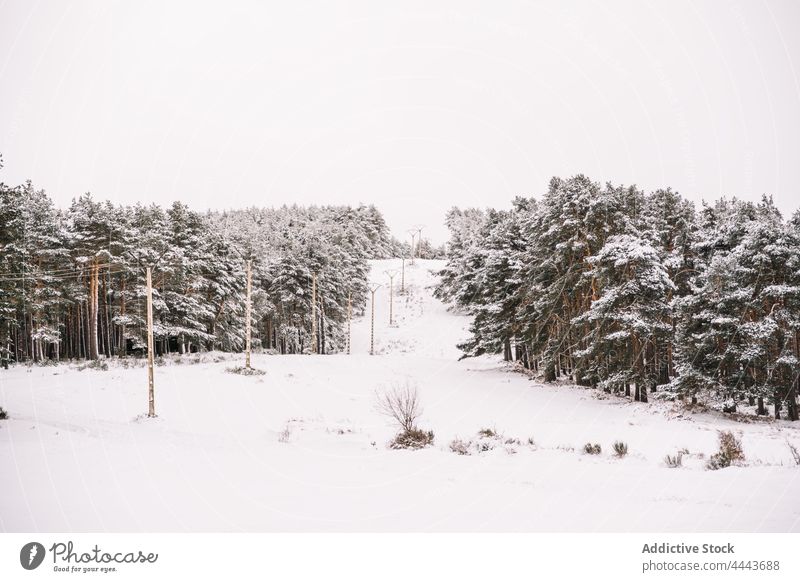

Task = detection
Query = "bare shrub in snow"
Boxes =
[473,427,504,452]
[450,432,529,455]
[612,441,628,458]
[0,406,7,420]
[718,431,744,460]
[376,382,423,433]
[473,429,524,454]
[226,365,266,376]
[278,425,292,443]
[664,453,683,468]
[76,359,109,372]
[706,455,728,470]
[475,440,494,452]
[706,430,744,470]
[389,428,434,450]
[583,443,602,455]
[786,441,800,466]
[376,382,433,450]
[449,438,472,455]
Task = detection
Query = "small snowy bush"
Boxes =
[0,407,7,420]
[612,441,628,458]
[583,443,602,455]
[664,453,683,468]
[277,425,291,443]
[390,428,434,450]
[449,438,472,455]
[476,440,495,453]
[706,430,744,470]
[76,359,109,371]
[472,429,526,454]
[226,365,266,376]
[475,428,502,452]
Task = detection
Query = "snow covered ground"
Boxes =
[1,259,798,532]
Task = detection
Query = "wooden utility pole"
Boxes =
[146,267,155,418]
[346,291,352,355]
[407,230,417,266]
[384,270,398,326]
[245,260,252,369]
[311,272,317,354]
[369,284,381,355]
[412,225,425,263]
[88,261,100,360]
[400,257,405,293]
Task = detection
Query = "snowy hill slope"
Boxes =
[0,259,798,532]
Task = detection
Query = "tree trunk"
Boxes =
[544,358,556,382]
[788,380,799,422]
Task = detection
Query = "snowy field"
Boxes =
[1,259,799,532]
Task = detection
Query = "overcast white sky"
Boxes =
[1,1,799,243]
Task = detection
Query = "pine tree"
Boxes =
[573,234,674,400]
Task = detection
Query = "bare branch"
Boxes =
[375,381,423,432]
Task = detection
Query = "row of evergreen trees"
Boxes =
[0,173,398,362]
[436,175,800,420]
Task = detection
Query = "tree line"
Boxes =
[0,173,399,362]
[436,175,800,420]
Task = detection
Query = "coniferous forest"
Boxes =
[436,175,800,420]
[0,164,399,362]
[2,160,799,421]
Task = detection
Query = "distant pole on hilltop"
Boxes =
[412,225,425,262]
[245,260,252,369]
[146,267,156,417]
[384,270,398,326]
[369,284,381,355]
[407,229,417,266]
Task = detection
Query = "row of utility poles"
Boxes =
[366,270,398,356]
[144,259,257,419]
[143,225,426,416]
